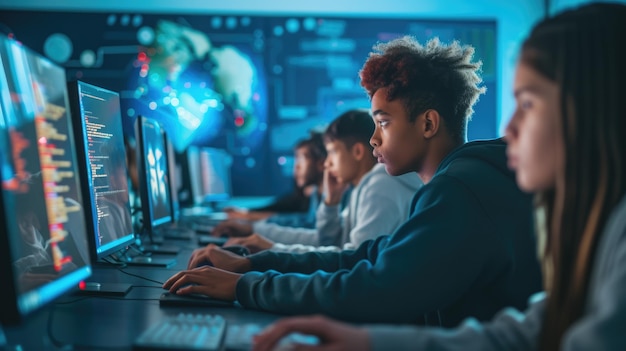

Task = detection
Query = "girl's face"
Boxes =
[293,146,324,188]
[505,62,564,193]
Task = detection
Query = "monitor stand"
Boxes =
[138,229,181,255]
[124,255,176,268]
[162,229,194,241]
[105,247,177,268]
[139,240,181,255]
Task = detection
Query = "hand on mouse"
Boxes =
[163,265,240,301]
[252,315,370,351]
[188,244,252,272]
[225,233,274,254]
[211,219,254,238]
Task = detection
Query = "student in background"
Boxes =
[225,131,327,229]
[164,35,542,327]
[199,109,421,254]
[251,3,626,351]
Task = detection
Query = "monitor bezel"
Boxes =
[67,79,136,260]
[0,37,92,326]
[135,115,173,235]
[188,146,232,205]
[163,130,181,223]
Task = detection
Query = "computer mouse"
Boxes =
[221,245,250,256]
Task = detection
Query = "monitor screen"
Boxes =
[164,129,181,222]
[136,116,172,232]
[0,36,92,325]
[67,80,135,259]
[187,146,232,205]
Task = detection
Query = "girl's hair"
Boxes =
[295,131,327,162]
[520,3,626,350]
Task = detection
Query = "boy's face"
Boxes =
[505,62,562,193]
[324,140,360,184]
[370,88,425,176]
[293,146,323,188]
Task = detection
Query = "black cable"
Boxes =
[117,267,165,286]
[100,254,128,268]
[54,296,91,305]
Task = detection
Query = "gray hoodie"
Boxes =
[253,164,422,253]
[368,193,626,351]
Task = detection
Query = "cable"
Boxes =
[54,296,91,305]
[118,267,165,285]
[101,255,128,267]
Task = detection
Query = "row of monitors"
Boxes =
[0,35,231,326]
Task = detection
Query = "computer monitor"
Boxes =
[187,146,232,208]
[67,86,174,272]
[0,35,92,326]
[164,129,181,222]
[136,115,188,248]
[136,116,172,230]
[68,82,174,270]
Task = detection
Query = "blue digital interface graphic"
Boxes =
[0,12,496,196]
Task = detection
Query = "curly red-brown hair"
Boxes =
[359,36,485,141]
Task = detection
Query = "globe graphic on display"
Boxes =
[126,19,266,154]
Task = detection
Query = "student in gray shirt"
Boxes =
[250,3,626,351]
[218,109,422,254]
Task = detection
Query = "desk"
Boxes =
[3,245,284,351]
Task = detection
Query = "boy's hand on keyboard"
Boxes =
[163,265,240,301]
[225,233,274,254]
[212,219,253,238]
[252,315,369,351]
[188,244,252,272]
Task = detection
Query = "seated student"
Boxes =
[164,35,542,327]
[226,131,327,229]
[206,109,422,254]
[251,3,626,351]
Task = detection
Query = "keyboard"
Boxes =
[224,323,319,351]
[159,292,234,308]
[133,313,226,351]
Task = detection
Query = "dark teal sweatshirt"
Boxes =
[236,138,543,327]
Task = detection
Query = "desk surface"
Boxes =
[4,242,284,351]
